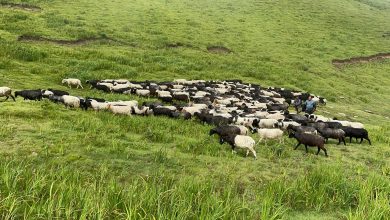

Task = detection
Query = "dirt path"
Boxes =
[332,52,390,66]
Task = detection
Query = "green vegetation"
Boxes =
[0,0,389,219]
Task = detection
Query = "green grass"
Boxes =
[0,0,390,219]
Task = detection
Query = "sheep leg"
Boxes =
[250,148,257,159]
[246,149,249,157]
[316,147,320,155]
[342,137,346,146]
[323,148,328,157]
[366,138,372,145]
[294,142,301,150]
[305,145,308,153]
[359,138,363,144]
[4,96,9,101]
[349,137,352,143]
[337,138,341,145]
[79,84,84,89]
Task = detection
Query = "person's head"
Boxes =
[308,95,312,100]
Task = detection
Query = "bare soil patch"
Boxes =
[18,34,130,46]
[0,2,41,11]
[332,52,390,66]
[207,46,232,54]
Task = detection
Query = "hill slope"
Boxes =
[0,0,389,219]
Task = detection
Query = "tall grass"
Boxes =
[1,161,389,219]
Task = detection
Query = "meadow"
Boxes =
[0,0,390,219]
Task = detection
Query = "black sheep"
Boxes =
[317,128,346,145]
[341,127,371,145]
[14,90,43,100]
[289,132,328,156]
[48,89,69,96]
[209,125,241,137]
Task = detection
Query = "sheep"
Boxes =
[62,78,83,89]
[341,127,371,145]
[131,106,151,116]
[288,132,328,156]
[47,89,69,96]
[286,124,317,135]
[350,122,364,129]
[266,112,285,120]
[219,134,257,159]
[108,100,138,108]
[256,128,284,144]
[0,87,15,101]
[275,120,300,130]
[14,90,43,101]
[182,106,202,116]
[87,100,109,111]
[258,119,278,128]
[135,89,150,97]
[61,95,80,108]
[317,128,346,145]
[107,104,132,116]
[41,90,54,98]
[209,125,241,137]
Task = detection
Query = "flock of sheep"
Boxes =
[0,78,371,159]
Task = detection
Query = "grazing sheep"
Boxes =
[220,134,257,159]
[108,100,138,108]
[288,132,328,156]
[15,90,43,101]
[61,95,80,108]
[256,128,284,144]
[317,128,346,145]
[0,87,15,101]
[62,78,83,89]
[135,89,150,97]
[341,127,371,145]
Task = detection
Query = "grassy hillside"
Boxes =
[0,0,389,219]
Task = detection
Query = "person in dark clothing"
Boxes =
[304,96,317,114]
[293,96,302,113]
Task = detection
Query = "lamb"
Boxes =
[256,128,284,144]
[0,87,15,101]
[219,134,257,159]
[341,127,371,145]
[107,104,132,115]
[288,132,328,156]
[62,78,83,89]
[61,95,80,108]
[14,90,43,101]
[317,128,346,145]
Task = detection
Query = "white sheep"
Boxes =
[236,125,249,135]
[257,128,284,145]
[108,100,138,108]
[62,95,80,108]
[0,87,15,101]
[89,100,109,111]
[266,113,285,121]
[107,104,132,116]
[276,121,301,130]
[220,135,257,159]
[350,122,364,129]
[182,106,202,116]
[135,89,150,97]
[62,78,83,89]
[258,119,278,128]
